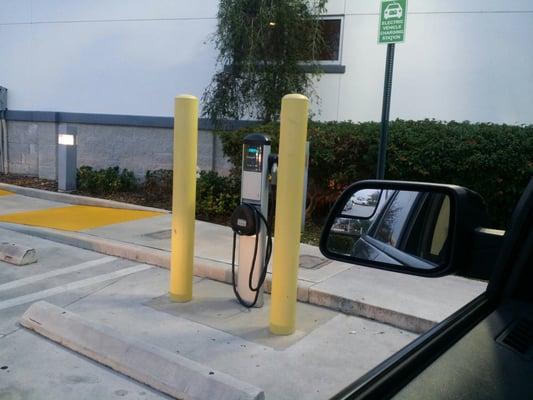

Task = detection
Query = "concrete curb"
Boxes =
[1,222,434,333]
[308,287,436,334]
[0,183,169,213]
[20,301,265,400]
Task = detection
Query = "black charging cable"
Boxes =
[230,203,273,308]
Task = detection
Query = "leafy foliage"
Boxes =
[196,171,241,220]
[219,120,533,228]
[203,0,327,124]
[143,169,240,221]
[76,166,138,194]
[144,169,173,200]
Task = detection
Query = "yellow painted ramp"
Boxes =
[0,205,163,231]
[0,189,13,196]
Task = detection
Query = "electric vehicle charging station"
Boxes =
[230,134,275,308]
[168,94,310,334]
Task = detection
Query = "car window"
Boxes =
[372,190,420,247]
[429,195,450,257]
[400,192,451,264]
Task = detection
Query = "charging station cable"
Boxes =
[230,203,273,308]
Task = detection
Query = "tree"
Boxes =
[203,0,327,125]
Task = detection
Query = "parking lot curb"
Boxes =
[1,222,434,333]
[20,301,265,400]
[0,183,169,214]
[308,287,435,334]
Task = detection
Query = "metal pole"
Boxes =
[376,43,395,180]
[269,94,309,336]
[169,95,198,302]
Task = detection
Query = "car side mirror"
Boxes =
[319,180,489,277]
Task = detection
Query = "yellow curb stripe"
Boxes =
[0,205,163,231]
[0,189,13,196]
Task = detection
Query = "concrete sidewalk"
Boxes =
[0,228,417,400]
[0,184,487,333]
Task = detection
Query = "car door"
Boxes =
[323,179,533,399]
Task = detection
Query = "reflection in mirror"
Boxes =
[327,189,451,270]
[341,189,382,218]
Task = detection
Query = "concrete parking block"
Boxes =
[0,242,37,266]
[20,301,265,400]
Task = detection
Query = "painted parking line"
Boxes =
[0,256,116,292]
[0,264,151,311]
[0,205,163,231]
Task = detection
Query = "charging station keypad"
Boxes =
[243,144,263,172]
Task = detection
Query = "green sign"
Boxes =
[378,0,407,44]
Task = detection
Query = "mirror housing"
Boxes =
[319,180,489,277]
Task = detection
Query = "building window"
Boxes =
[317,17,343,62]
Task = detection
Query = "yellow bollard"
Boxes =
[269,94,309,335]
[169,95,198,302]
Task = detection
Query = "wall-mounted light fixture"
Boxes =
[57,124,77,192]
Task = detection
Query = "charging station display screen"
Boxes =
[243,144,263,172]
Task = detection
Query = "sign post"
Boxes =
[376,0,407,179]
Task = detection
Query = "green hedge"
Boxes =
[144,169,240,221]
[219,120,533,229]
[196,170,241,220]
[77,166,138,194]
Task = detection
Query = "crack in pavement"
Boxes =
[61,277,123,308]
[0,326,21,339]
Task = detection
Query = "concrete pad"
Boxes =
[0,194,68,215]
[0,230,416,399]
[20,301,265,400]
[148,278,337,350]
[61,267,417,400]
[0,242,37,265]
[0,202,485,399]
[0,227,150,336]
[0,264,151,311]
[0,205,163,231]
[0,256,115,292]
[0,328,171,400]
[0,227,122,292]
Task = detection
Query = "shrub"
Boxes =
[144,169,173,200]
[219,120,533,228]
[143,169,240,221]
[196,170,240,220]
[76,166,138,194]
